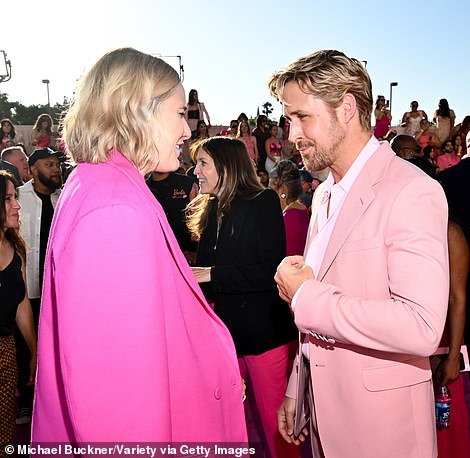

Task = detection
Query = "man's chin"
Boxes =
[48,179,63,190]
[301,158,320,174]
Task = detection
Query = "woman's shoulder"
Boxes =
[252,188,279,205]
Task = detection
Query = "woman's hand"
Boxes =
[191,266,212,283]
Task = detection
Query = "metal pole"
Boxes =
[389,82,398,119]
[42,79,50,106]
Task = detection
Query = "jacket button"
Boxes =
[214,387,222,400]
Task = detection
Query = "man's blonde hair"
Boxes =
[63,47,180,173]
[268,50,372,131]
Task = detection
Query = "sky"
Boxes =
[2,0,469,127]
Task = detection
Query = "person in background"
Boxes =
[401,101,427,137]
[405,157,470,458]
[253,115,270,168]
[278,115,291,140]
[269,160,309,257]
[390,134,422,159]
[237,120,259,164]
[185,89,211,139]
[373,95,391,139]
[0,155,21,185]
[146,170,199,265]
[452,134,464,158]
[421,145,439,174]
[270,49,448,458]
[1,146,31,184]
[192,119,210,143]
[433,98,456,146]
[0,171,36,454]
[449,116,470,157]
[257,168,269,188]
[434,219,470,458]
[218,120,239,137]
[416,118,440,154]
[31,114,55,149]
[392,136,437,177]
[237,112,249,123]
[298,169,315,210]
[265,123,283,173]
[440,131,470,358]
[188,137,297,458]
[31,47,247,443]
[0,119,16,150]
[15,147,62,424]
[437,140,460,172]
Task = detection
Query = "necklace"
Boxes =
[282,199,304,215]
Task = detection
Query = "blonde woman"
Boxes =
[31,48,247,443]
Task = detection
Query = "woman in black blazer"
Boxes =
[188,137,297,458]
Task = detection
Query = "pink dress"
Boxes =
[373,113,390,138]
[265,140,283,172]
[283,206,309,256]
[240,135,256,161]
[434,326,470,457]
[35,132,51,148]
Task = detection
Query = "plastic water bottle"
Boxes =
[435,385,451,430]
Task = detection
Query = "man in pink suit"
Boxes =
[270,50,449,457]
[31,48,247,444]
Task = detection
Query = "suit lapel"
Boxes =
[107,151,210,308]
[317,144,393,281]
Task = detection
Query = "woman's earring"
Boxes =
[280,193,286,199]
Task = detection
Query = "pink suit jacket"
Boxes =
[31,150,247,443]
[287,143,449,458]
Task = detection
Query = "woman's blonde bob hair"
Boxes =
[63,47,180,173]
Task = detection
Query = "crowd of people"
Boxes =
[0,46,469,458]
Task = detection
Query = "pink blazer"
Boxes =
[31,150,247,442]
[287,143,449,457]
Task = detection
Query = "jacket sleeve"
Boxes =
[211,190,286,293]
[294,176,449,357]
[54,204,173,440]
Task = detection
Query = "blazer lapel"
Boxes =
[106,151,210,307]
[317,145,393,281]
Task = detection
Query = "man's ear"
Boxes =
[341,93,357,124]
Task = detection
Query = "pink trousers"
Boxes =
[238,344,299,458]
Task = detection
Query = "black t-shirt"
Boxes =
[252,127,270,164]
[146,173,197,252]
[0,250,25,336]
[34,190,54,291]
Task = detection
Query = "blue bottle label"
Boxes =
[435,401,451,427]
